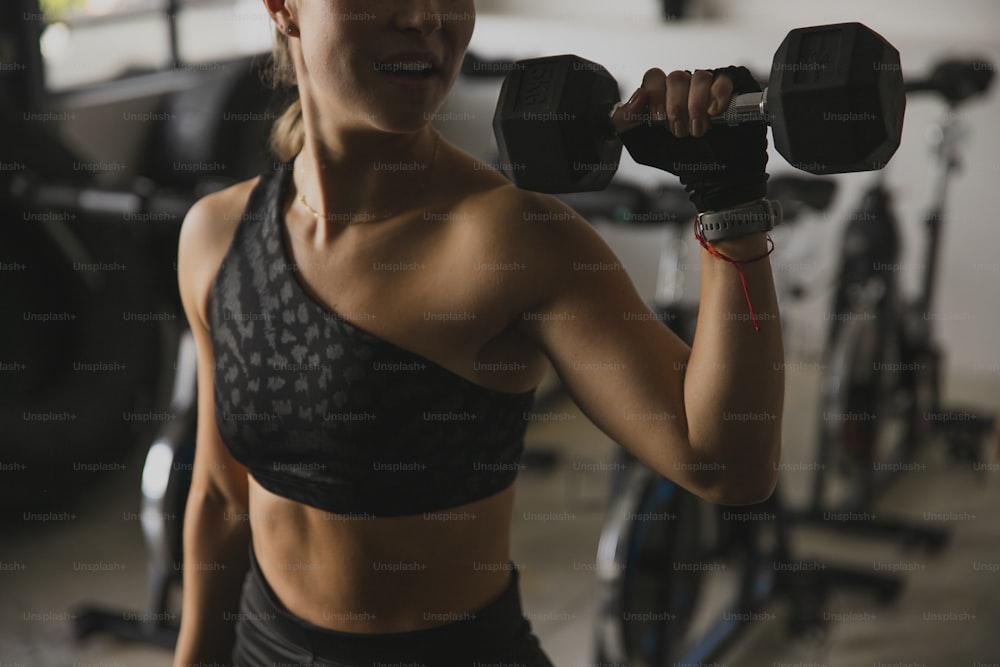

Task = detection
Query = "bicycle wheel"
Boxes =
[594,463,708,666]
[813,309,912,513]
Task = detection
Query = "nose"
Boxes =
[391,2,444,35]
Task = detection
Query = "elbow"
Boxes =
[686,464,778,507]
[692,438,781,506]
[711,467,778,506]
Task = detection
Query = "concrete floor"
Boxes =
[2,363,999,666]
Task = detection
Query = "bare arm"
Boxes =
[512,196,782,505]
[172,193,253,666]
[512,67,783,504]
[685,231,784,500]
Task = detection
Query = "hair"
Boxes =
[267,30,304,163]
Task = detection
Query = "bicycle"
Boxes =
[551,175,905,667]
[571,56,995,666]
[810,57,996,517]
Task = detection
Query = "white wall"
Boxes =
[477,0,998,41]
[462,2,1000,408]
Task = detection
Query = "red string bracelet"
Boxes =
[692,218,775,332]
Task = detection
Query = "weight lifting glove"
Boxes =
[620,66,769,213]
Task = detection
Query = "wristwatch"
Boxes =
[696,199,782,242]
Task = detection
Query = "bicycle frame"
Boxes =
[812,78,976,516]
[590,175,909,666]
[832,99,963,338]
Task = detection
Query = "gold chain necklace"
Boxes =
[296,132,440,225]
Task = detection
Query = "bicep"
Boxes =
[519,214,710,494]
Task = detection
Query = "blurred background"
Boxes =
[1,0,998,665]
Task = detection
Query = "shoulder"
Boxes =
[440,143,598,258]
[443,150,619,296]
[431,154,635,340]
[180,176,260,241]
[176,176,261,329]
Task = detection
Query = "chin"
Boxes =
[374,107,444,136]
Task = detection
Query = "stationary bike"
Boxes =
[810,58,996,516]
[553,176,906,667]
[579,56,996,666]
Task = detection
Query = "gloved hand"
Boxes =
[612,66,769,213]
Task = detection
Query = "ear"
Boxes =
[262,0,298,36]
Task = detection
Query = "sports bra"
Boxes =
[206,163,537,517]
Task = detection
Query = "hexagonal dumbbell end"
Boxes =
[768,22,906,174]
[492,55,623,193]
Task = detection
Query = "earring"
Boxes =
[285,25,294,34]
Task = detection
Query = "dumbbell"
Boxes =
[492,22,905,193]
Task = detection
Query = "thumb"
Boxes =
[612,88,648,135]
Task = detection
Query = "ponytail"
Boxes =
[267,31,304,162]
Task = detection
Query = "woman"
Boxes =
[171,1,784,665]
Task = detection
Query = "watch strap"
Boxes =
[696,199,782,242]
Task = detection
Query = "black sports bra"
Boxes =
[206,163,536,517]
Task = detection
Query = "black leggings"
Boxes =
[231,542,557,667]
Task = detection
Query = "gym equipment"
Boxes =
[0,102,183,516]
[0,9,269,642]
[137,55,277,192]
[72,332,197,648]
[0,0,45,107]
[808,58,995,523]
[528,56,993,665]
[596,468,903,665]
[492,22,904,193]
[542,175,910,665]
[2,134,195,645]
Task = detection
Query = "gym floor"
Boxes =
[2,363,998,666]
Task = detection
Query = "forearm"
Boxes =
[173,489,252,667]
[683,231,785,502]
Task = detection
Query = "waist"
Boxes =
[248,478,516,633]
[238,539,532,665]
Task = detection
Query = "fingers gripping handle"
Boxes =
[710,65,765,126]
[611,73,769,128]
[613,90,770,127]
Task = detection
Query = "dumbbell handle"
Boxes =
[715,89,770,125]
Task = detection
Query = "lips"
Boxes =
[375,52,442,78]
[378,61,434,74]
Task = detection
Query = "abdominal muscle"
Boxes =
[247,475,517,633]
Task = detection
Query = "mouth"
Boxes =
[375,56,442,80]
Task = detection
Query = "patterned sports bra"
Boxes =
[207,163,536,517]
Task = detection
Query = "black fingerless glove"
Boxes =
[620,66,769,213]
